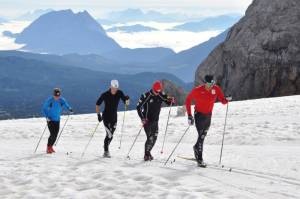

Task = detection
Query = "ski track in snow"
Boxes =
[0,95,300,198]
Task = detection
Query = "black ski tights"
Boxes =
[104,122,117,152]
[47,121,60,146]
[194,112,211,161]
[144,121,159,155]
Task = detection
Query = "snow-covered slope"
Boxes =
[0,95,300,198]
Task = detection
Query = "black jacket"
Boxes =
[136,90,171,122]
[96,90,128,123]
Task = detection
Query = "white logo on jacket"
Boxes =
[211,89,216,95]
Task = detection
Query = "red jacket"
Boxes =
[186,85,228,115]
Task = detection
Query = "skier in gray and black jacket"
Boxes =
[137,81,175,161]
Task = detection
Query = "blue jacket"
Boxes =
[42,97,71,122]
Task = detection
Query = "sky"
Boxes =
[0,0,253,18]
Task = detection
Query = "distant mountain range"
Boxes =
[99,9,189,24]
[7,10,175,59]
[0,29,228,82]
[101,47,175,64]
[0,27,227,82]
[0,53,189,119]
[2,9,230,82]
[0,8,236,119]
[99,30,228,81]
[13,10,121,55]
[106,24,158,33]
[156,30,229,81]
[169,15,241,32]
[0,48,174,74]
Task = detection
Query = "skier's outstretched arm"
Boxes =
[216,87,228,104]
[159,92,175,106]
[61,98,72,112]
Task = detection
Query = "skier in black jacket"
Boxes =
[96,80,130,158]
[137,81,175,161]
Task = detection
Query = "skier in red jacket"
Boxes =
[185,75,231,167]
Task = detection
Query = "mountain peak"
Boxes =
[78,10,90,15]
[42,9,74,18]
[15,9,121,55]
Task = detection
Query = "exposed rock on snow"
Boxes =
[161,79,187,106]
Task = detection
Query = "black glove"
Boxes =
[69,109,74,114]
[188,115,194,126]
[226,95,232,101]
[167,96,175,105]
[125,95,130,100]
[97,113,102,123]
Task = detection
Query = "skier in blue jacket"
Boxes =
[42,88,73,153]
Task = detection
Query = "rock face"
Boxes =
[195,0,300,100]
[161,79,187,106]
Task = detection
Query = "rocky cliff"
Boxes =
[195,0,300,100]
[161,79,187,106]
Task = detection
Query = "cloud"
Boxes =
[0,20,223,53]
[0,21,29,50]
[107,28,222,52]
[105,22,224,52]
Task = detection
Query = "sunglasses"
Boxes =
[206,80,215,87]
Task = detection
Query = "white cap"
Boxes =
[111,79,119,88]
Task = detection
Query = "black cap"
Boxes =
[53,88,61,97]
[204,75,214,84]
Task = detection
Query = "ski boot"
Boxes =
[47,146,55,154]
[144,152,154,161]
[144,154,151,161]
[197,160,207,168]
[149,153,154,161]
[103,151,111,158]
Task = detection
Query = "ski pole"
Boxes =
[54,114,70,146]
[164,126,190,165]
[81,122,100,158]
[119,105,127,149]
[34,122,48,153]
[126,126,143,159]
[219,103,229,165]
[160,103,173,154]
